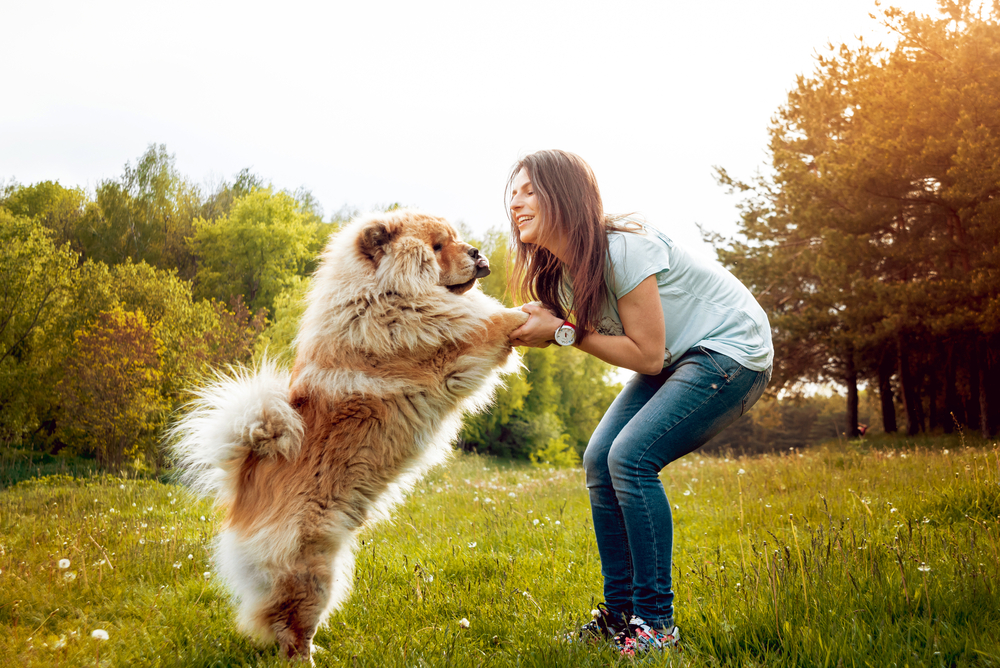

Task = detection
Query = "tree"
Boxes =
[0,180,89,257]
[712,0,1000,438]
[0,211,77,445]
[57,306,166,470]
[189,188,321,314]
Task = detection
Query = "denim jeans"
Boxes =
[582,347,771,629]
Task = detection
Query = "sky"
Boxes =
[2,0,944,262]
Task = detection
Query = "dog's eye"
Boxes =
[433,243,443,252]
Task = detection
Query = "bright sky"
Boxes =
[2,0,942,261]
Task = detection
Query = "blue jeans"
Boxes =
[582,347,771,629]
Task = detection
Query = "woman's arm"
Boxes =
[509,275,666,375]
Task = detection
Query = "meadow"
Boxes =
[1,434,998,667]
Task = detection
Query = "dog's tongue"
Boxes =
[475,255,491,278]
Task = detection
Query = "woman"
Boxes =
[507,150,772,656]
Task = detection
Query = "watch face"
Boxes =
[554,325,575,346]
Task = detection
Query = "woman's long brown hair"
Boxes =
[505,149,635,342]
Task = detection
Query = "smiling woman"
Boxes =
[505,149,774,657]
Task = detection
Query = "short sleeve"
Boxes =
[606,228,672,299]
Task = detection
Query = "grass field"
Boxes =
[1,434,999,667]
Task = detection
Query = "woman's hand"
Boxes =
[509,302,563,348]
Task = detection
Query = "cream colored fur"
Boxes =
[170,209,527,661]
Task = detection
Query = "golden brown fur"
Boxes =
[171,209,527,661]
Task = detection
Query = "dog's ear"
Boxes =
[357,219,397,263]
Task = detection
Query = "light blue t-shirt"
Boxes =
[566,223,773,372]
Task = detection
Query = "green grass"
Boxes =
[2,434,999,667]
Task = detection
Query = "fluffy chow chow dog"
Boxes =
[171,209,528,661]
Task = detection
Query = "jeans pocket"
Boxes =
[698,346,740,380]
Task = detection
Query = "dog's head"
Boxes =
[354,209,490,295]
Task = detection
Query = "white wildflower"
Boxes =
[737,469,746,475]
[458,618,470,628]
[467,542,477,548]
[91,629,109,641]
[64,571,77,581]
[683,490,691,496]
[58,558,70,569]
[532,519,539,526]
[917,563,931,572]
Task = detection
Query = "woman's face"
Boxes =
[510,167,542,245]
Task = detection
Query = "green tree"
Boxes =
[0,212,77,445]
[713,0,1000,438]
[0,180,89,257]
[189,189,320,314]
[57,306,166,470]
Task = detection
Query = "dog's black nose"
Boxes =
[468,247,480,259]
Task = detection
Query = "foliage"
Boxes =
[1,437,998,666]
[712,0,1000,438]
[253,276,312,364]
[529,433,581,468]
[189,188,326,314]
[0,212,78,446]
[56,306,166,470]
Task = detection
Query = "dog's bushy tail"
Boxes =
[169,360,304,507]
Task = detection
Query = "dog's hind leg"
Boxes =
[264,553,334,663]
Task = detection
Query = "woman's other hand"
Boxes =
[509,302,562,348]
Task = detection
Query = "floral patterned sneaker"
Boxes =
[571,603,631,642]
[614,616,680,656]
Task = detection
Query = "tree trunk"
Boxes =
[968,342,982,432]
[879,347,898,433]
[845,344,860,438]
[979,336,996,439]
[928,357,941,432]
[944,343,958,434]
[897,333,921,436]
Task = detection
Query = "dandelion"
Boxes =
[459,618,470,628]
[64,571,77,581]
[508,492,516,498]
[555,520,561,525]
[532,519,539,526]
[674,504,680,510]
[473,497,479,502]
[203,571,211,580]
[91,629,109,640]
[200,516,206,521]
[917,563,931,572]
[58,558,70,569]
[120,484,125,489]
[890,508,898,513]
[167,492,171,497]
[683,490,691,496]
[737,468,746,475]
[484,498,492,504]
[188,554,194,560]
[468,542,477,548]
[943,449,950,455]
[173,562,182,569]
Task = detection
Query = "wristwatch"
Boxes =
[554,321,577,346]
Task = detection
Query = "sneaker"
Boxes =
[614,616,680,656]
[576,602,631,642]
